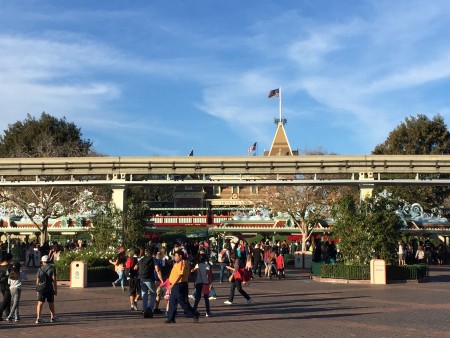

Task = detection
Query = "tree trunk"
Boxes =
[302,239,307,252]
[300,220,311,252]
[40,218,49,245]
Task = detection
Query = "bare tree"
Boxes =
[0,187,100,244]
[254,183,339,251]
[0,113,105,244]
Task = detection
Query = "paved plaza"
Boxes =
[1,265,449,338]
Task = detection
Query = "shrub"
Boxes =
[386,264,427,280]
[55,247,117,267]
[320,263,370,280]
[311,262,428,281]
[332,195,402,264]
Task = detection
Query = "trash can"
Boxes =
[303,252,313,269]
[70,261,87,288]
[34,249,41,264]
[370,259,386,284]
[294,251,303,268]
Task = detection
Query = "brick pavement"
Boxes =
[1,265,450,338]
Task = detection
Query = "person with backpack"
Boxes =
[192,254,213,317]
[0,253,13,321]
[218,244,230,283]
[125,249,141,311]
[224,252,252,305]
[35,255,58,324]
[138,246,158,318]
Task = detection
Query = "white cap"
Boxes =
[41,255,49,262]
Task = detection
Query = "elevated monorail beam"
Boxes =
[0,155,450,177]
[1,178,450,187]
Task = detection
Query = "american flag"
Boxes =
[268,88,279,98]
[247,142,257,154]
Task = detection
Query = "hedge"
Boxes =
[56,264,116,283]
[319,263,370,280]
[311,262,428,281]
[386,264,428,280]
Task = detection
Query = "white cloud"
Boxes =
[3,2,450,156]
[367,52,450,93]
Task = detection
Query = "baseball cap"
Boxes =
[41,255,49,262]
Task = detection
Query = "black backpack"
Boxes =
[36,266,53,293]
[0,266,9,291]
[138,257,155,280]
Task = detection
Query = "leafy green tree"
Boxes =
[90,205,121,251]
[372,114,450,209]
[122,201,148,249]
[332,195,402,264]
[0,112,98,244]
[0,112,93,157]
[373,114,450,155]
[90,200,148,250]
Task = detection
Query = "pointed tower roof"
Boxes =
[266,121,294,156]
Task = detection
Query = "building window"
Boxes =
[213,186,221,196]
[251,186,258,195]
[232,186,239,194]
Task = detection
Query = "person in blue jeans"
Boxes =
[110,251,127,291]
[138,246,159,318]
[218,244,230,283]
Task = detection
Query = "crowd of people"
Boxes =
[1,235,449,325]
[397,238,448,265]
[102,238,295,324]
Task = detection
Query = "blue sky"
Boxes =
[1,1,450,156]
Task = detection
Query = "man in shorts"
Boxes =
[36,255,58,323]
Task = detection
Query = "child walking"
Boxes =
[276,253,285,279]
[6,262,23,322]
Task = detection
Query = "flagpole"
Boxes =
[279,86,282,123]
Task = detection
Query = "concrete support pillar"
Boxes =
[359,172,375,201]
[112,185,128,211]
